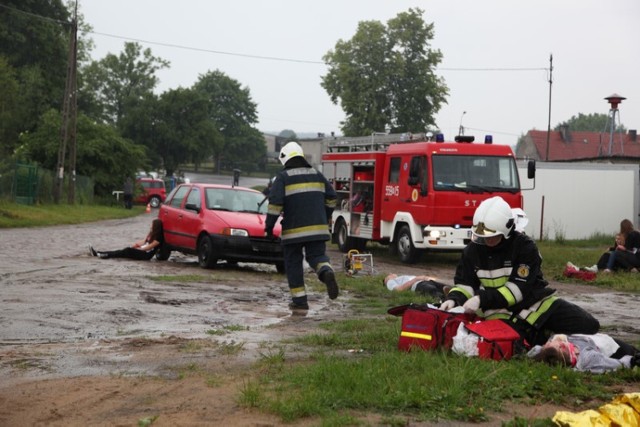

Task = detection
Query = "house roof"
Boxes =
[524,129,639,161]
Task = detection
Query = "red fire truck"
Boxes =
[321,133,535,263]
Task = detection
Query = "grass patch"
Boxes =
[240,310,639,424]
[0,200,142,228]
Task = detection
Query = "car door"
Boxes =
[178,186,203,250]
[160,185,191,248]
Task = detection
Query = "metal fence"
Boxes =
[0,162,94,205]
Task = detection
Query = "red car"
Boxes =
[157,183,284,271]
[135,177,167,208]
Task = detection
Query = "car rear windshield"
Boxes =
[205,188,266,213]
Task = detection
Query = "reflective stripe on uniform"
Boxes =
[282,224,331,241]
[286,167,317,177]
[476,267,512,288]
[449,284,474,299]
[517,295,557,326]
[315,261,332,272]
[290,286,306,298]
[496,281,524,306]
[482,295,557,327]
[285,181,325,196]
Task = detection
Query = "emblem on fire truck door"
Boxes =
[411,189,418,202]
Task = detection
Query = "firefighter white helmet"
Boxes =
[279,141,304,166]
[471,196,515,244]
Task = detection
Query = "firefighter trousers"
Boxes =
[283,240,332,303]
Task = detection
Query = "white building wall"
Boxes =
[518,162,639,240]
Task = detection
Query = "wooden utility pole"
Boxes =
[54,2,78,204]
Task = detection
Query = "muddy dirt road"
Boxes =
[1,213,638,426]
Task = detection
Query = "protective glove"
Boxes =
[439,299,457,311]
[463,295,481,314]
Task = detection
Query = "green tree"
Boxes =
[321,8,448,136]
[278,129,298,141]
[0,0,70,145]
[152,88,222,176]
[0,56,25,157]
[192,70,264,171]
[16,109,146,196]
[555,112,625,133]
[80,42,169,127]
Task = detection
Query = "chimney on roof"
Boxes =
[630,129,637,143]
[559,124,571,142]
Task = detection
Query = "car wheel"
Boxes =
[197,235,218,269]
[155,246,171,261]
[149,196,161,208]
[275,262,285,274]
[396,225,419,264]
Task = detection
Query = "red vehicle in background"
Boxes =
[135,177,167,208]
[157,183,284,272]
[321,133,536,263]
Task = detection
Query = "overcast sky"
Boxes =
[79,0,639,147]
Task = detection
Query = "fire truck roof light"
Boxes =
[435,133,445,142]
[485,135,493,144]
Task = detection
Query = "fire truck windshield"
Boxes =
[432,155,520,193]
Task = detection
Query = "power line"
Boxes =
[89,31,549,72]
[3,3,551,72]
[90,31,324,64]
[463,126,522,138]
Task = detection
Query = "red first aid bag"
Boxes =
[464,319,523,360]
[388,304,476,352]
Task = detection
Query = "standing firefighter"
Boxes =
[265,141,339,310]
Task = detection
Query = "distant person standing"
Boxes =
[232,169,241,187]
[264,141,339,310]
[123,177,134,209]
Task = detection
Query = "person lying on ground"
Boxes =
[529,333,640,373]
[89,219,164,260]
[383,274,450,299]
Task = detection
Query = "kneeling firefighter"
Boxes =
[439,196,600,346]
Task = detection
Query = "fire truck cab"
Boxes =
[321,133,534,263]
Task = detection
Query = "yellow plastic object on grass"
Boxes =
[552,392,640,426]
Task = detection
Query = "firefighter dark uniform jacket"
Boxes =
[447,231,557,329]
[264,156,337,244]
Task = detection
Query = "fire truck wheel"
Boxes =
[335,218,350,253]
[396,225,419,264]
[334,218,366,253]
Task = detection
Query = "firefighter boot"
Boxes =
[319,269,339,300]
[289,298,309,311]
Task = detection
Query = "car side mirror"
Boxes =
[185,203,200,213]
